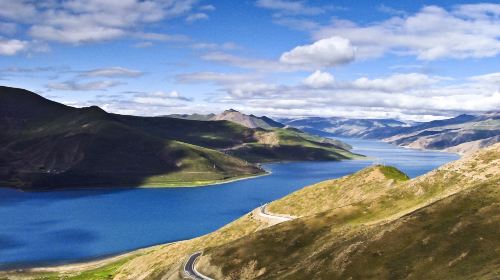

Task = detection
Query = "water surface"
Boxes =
[0,138,458,269]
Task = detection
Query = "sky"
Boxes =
[0,0,499,121]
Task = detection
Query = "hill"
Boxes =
[195,143,499,280]
[0,86,263,190]
[11,143,497,279]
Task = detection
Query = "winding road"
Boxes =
[184,252,214,280]
[258,203,294,224]
[184,204,294,279]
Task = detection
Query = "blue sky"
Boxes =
[0,0,499,121]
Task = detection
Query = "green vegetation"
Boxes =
[228,128,362,163]
[379,165,410,181]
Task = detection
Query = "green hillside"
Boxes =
[0,86,263,189]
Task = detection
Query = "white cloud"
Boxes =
[202,52,306,72]
[186,13,209,23]
[176,72,258,84]
[469,72,500,84]
[280,36,355,67]
[133,90,192,105]
[47,80,121,91]
[314,4,500,60]
[0,0,198,44]
[350,73,438,92]
[304,70,335,88]
[212,71,500,121]
[225,82,279,98]
[0,38,28,55]
[0,0,36,20]
[199,5,216,11]
[80,67,144,78]
[256,0,323,15]
[190,42,238,50]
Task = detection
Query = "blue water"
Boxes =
[0,138,458,269]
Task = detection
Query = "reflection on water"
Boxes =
[0,138,458,268]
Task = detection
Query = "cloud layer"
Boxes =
[314,4,500,60]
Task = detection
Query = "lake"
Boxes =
[0,138,459,269]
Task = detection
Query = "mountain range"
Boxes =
[0,86,358,190]
[283,113,500,154]
[168,109,285,130]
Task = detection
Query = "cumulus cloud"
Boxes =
[350,73,438,92]
[280,36,355,67]
[304,70,335,88]
[0,38,28,55]
[0,0,198,44]
[213,71,500,121]
[80,67,144,78]
[314,4,500,60]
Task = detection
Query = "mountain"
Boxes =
[0,86,359,189]
[281,117,407,138]
[384,112,500,153]
[165,113,215,121]
[18,143,497,279]
[210,109,285,130]
[284,113,500,154]
[169,109,285,130]
[0,87,263,190]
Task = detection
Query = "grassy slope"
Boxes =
[200,144,499,280]
[3,144,498,279]
[117,115,360,163]
[228,128,360,163]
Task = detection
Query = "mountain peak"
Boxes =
[211,110,284,130]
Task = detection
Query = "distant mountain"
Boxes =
[384,112,500,153]
[168,109,285,130]
[166,113,215,121]
[283,113,500,154]
[281,117,407,138]
[0,86,359,189]
[210,109,285,130]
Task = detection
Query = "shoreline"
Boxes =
[0,242,169,275]
[1,170,271,193]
